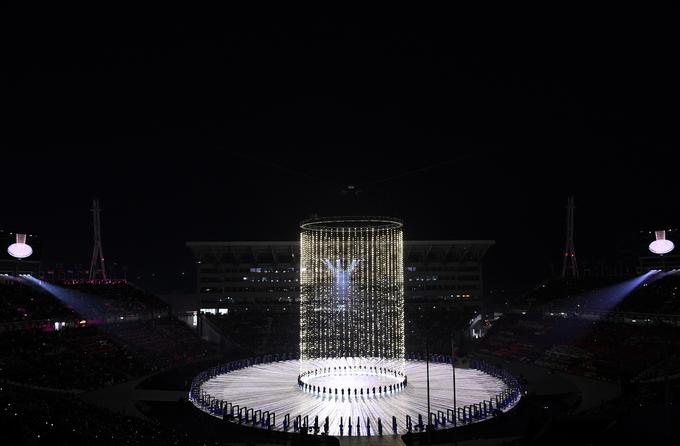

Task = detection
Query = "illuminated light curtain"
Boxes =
[300,217,404,360]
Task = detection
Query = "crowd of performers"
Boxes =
[297,365,407,397]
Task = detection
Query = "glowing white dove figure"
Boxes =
[322,259,359,308]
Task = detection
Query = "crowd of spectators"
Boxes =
[0,316,219,391]
[634,352,680,383]
[521,277,619,308]
[101,317,217,372]
[518,272,680,316]
[479,312,680,382]
[616,272,680,314]
[205,309,299,356]
[0,280,216,391]
[0,384,231,445]
[0,279,170,329]
[0,324,145,390]
[0,278,77,324]
[405,304,477,353]
[55,282,170,322]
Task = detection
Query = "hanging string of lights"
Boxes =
[300,217,404,362]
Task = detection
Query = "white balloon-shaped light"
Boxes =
[7,233,33,259]
[649,230,674,255]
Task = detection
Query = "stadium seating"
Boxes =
[0,384,223,445]
[0,278,76,324]
[480,312,680,381]
[0,280,216,390]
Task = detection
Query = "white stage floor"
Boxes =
[198,359,514,435]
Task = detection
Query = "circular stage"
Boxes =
[191,357,521,436]
[297,357,407,397]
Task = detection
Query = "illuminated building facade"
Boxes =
[299,217,404,360]
[185,240,493,311]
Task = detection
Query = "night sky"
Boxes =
[4,16,678,293]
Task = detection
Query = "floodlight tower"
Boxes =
[88,199,107,280]
[561,196,579,279]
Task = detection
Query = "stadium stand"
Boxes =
[480,312,680,382]
[203,309,299,356]
[0,325,142,390]
[616,272,680,314]
[101,317,216,371]
[0,280,216,391]
[0,384,226,445]
[0,277,77,324]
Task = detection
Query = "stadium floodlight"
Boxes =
[649,230,675,255]
[7,233,33,259]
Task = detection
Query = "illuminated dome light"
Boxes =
[649,230,675,255]
[7,234,33,259]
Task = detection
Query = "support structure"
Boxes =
[89,199,107,280]
[561,196,579,279]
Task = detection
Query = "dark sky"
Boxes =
[3,16,678,292]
